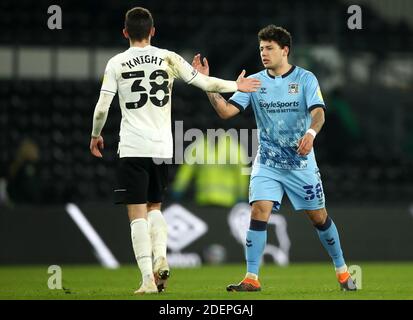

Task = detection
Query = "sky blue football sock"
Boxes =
[315,216,346,268]
[245,219,267,276]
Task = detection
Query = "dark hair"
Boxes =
[124,7,154,41]
[258,25,292,56]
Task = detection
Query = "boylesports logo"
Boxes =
[259,100,299,109]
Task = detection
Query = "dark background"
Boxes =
[0,0,413,264]
[2,202,413,264]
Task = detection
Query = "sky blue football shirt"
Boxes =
[229,65,325,170]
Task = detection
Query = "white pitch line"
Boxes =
[65,203,120,269]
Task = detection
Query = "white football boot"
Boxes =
[134,275,158,294]
[153,256,170,292]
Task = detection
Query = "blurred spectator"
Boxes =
[172,132,249,207]
[7,139,43,204]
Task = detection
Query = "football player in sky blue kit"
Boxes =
[192,25,356,291]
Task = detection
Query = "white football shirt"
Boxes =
[101,45,204,158]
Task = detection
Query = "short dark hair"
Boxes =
[125,7,154,41]
[258,25,292,56]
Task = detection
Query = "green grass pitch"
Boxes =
[1,262,412,300]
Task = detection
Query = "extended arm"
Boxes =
[171,52,260,93]
[191,72,260,93]
[192,54,250,119]
[297,107,325,156]
[206,92,240,119]
[90,92,114,158]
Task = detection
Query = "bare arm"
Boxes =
[206,92,240,119]
[192,54,249,119]
[297,107,325,156]
[309,107,325,134]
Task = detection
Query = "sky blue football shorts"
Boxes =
[249,163,326,212]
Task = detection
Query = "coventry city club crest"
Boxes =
[288,83,299,94]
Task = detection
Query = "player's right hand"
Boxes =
[192,53,209,76]
[90,135,104,158]
[236,70,261,92]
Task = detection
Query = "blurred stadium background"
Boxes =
[1,0,413,272]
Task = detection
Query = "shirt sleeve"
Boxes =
[228,90,251,112]
[100,59,117,96]
[167,51,199,83]
[91,92,114,137]
[167,52,238,92]
[304,72,326,112]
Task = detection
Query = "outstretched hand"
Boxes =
[192,53,209,76]
[192,55,260,93]
[236,70,261,93]
[90,135,104,158]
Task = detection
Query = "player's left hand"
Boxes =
[297,133,314,156]
[192,53,209,76]
[90,135,104,158]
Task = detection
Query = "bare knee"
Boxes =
[147,202,162,212]
[127,204,147,222]
[251,201,273,222]
[306,208,328,226]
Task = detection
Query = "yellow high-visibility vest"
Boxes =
[172,134,249,207]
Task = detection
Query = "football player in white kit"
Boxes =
[89,7,260,294]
